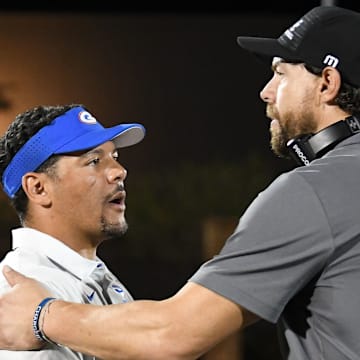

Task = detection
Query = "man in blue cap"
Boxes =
[0,5,359,360]
[0,104,145,359]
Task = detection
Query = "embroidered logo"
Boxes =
[111,285,129,303]
[323,55,339,68]
[86,290,95,302]
[283,19,304,41]
[78,111,97,124]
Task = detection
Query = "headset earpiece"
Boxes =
[286,115,360,166]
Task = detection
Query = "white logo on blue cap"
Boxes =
[78,111,97,124]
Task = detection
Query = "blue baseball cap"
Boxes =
[2,106,146,198]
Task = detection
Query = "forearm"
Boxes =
[42,285,246,360]
[43,299,192,360]
[0,268,247,357]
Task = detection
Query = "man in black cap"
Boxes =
[0,6,359,360]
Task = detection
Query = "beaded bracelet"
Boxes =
[33,297,57,342]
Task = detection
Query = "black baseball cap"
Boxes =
[237,6,360,87]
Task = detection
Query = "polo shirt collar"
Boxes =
[11,227,104,280]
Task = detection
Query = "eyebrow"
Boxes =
[79,146,119,159]
[78,148,105,159]
[271,57,285,71]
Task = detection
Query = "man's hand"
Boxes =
[0,265,52,350]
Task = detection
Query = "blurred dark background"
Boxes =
[0,0,358,359]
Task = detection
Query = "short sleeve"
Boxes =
[189,172,334,323]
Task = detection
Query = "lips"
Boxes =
[105,189,126,214]
[108,191,126,205]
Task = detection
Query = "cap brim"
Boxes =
[55,123,146,154]
[236,36,298,63]
[112,124,146,148]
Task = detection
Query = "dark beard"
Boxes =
[268,109,318,160]
[270,124,292,159]
[100,218,128,241]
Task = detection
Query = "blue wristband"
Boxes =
[33,297,56,342]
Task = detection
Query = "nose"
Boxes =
[108,162,127,184]
[259,79,274,103]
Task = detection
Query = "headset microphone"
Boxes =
[286,114,360,166]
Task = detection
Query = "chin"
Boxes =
[101,218,128,239]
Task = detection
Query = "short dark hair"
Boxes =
[0,104,82,222]
[306,64,360,114]
[287,60,360,114]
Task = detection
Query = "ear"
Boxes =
[21,172,52,206]
[319,66,342,102]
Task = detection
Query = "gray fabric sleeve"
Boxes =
[189,171,334,323]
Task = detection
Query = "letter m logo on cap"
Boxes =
[323,54,339,68]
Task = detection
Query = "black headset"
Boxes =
[286,114,360,166]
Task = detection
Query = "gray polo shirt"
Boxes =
[0,227,133,359]
[190,133,360,359]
